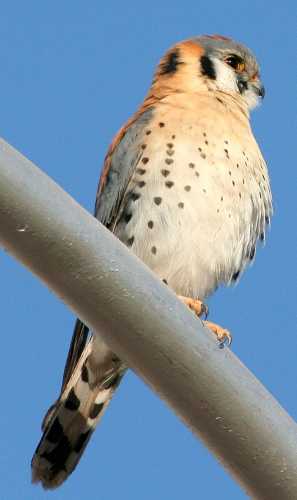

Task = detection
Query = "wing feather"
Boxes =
[62,106,154,386]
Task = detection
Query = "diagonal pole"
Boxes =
[0,139,296,500]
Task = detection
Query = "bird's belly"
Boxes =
[115,164,260,300]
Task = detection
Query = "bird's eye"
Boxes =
[224,55,245,72]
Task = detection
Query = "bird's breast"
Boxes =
[114,111,272,300]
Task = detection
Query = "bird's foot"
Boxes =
[178,296,209,319]
[204,320,232,348]
[179,296,231,347]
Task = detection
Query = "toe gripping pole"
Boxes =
[0,139,296,499]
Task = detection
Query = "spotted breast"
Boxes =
[104,92,271,300]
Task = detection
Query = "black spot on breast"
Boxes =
[148,220,154,229]
[89,402,104,419]
[154,197,162,205]
[162,279,168,285]
[65,388,80,411]
[165,181,174,188]
[165,158,173,165]
[130,192,141,202]
[159,49,184,75]
[159,122,165,128]
[142,157,149,164]
[122,212,132,224]
[136,168,146,175]
[46,418,64,444]
[161,169,170,177]
[200,55,216,79]
[127,236,134,247]
[178,202,184,209]
[151,246,157,255]
[74,430,92,453]
[249,247,255,260]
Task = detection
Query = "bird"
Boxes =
[31,34,272,489]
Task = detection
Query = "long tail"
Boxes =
[31,337,125,489]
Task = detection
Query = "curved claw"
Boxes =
[204,320,232,349]
[201,303,209,320]
[218,332,232,349]
[179,296,209,319]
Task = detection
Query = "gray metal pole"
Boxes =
[0,138,296,500]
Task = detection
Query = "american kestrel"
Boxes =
[31,35,272,488]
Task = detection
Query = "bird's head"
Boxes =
[153,35,264,111]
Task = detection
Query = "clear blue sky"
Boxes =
[1,2,296,499]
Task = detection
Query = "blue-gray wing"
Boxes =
[94,108,154,227]
[61,107,154,390]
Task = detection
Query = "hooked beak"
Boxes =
[255,83,265,99]
[250,75,265,99]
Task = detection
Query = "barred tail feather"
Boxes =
[31,341,124,489]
